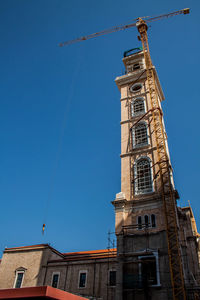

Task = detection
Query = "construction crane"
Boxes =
[59,8,190,300]
[59,8,189,47]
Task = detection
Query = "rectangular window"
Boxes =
[138,216,142,230]
[109,270,116,286]
[151,214,156,228]
[51,273,60,288]
[14,272,24,288]
[79,272,87,288]
[144,215,149,228]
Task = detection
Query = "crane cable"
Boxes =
[42,46,84,235]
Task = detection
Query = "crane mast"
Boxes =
[136,19,186,300]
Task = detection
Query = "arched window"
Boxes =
[132,122,148,147]
[151,214,156,228]
[135,158,152,194]
[131,98,145,116]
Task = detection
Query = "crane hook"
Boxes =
[42,224,46,235]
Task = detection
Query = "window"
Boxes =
[132,122,148,147]
[144,215,149,228]
[109,270,116,286]
[130,83,142,93]
[127,63,141,73]
[137,214,156,230]
[79,271,87,288]
[14,271,24,288]
[151,214,156,228]
[51,273,60,288]
[138,216,142,230]
[135,158,152,194]
[131,98,145,116]
[133,63,140,70]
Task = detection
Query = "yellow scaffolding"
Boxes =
[136,18,186,300]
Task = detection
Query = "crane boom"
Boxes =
[59,8,189,47]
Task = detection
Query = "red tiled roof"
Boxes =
[63,248,116,256]
[48,248,117,262]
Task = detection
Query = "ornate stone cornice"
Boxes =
[115,67,164,102]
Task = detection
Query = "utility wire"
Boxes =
[42,46,84,234]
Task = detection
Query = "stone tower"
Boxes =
[112,49,180,300]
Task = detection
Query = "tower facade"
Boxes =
[112,49,200,300]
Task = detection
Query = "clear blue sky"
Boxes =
[0,0,199,256]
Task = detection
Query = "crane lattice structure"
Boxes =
[136,17,186,300]
[60,8,190,300]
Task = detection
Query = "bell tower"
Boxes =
[113,48,170,232]
[112,49,178,300]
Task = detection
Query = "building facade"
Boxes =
[0,50,199,300]
[0,244,117,300]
